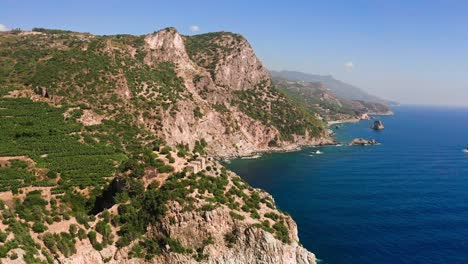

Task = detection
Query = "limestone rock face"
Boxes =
[212,36,270,91]
[140,28,330,157]
[144,27,195,72]
[371,120,385,130]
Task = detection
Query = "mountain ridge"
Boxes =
[270,73,393,123]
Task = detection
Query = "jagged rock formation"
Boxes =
[143,28,331,157]
[371,120,385,130]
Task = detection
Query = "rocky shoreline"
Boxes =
[218,136,338,161]
[222,112,392,160]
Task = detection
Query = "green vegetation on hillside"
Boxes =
[232,82,324,141]
[0,31,187,123]
[273,77,391,120]
[185,32,243,77]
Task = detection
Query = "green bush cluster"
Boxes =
[193,139,207,155]
[43,232,77,257]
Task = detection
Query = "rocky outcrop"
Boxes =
[371,120,385,130]
[141,28,329,157]
[59,184,317,264]
[144,27,196,72]
[151,203,316,264]
[212,36,270,91]
[350,138,378,146]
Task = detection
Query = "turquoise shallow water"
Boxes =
[226,106,468,264]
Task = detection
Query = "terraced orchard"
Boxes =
[0,97,121,190]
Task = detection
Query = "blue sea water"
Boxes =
[225,106,468,264]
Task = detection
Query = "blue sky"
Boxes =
[2,0,468,106]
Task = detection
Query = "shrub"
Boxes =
[264,212,280,221]
[42,233,56,252]
[200,204,216,211]
[229,211,245,220]
[158,165,174,173]
[193,106,203,118]
[10,252,18,260]
[166,153,175,164]
[0,231,7,242]
[273,221,290,244]
[32,222,48,233]
[69,224,78,237]
[193,139,207,155]
[78,228,87,240]
[224,231,236,248]
[250,210,260,219]
[160,146,172,155]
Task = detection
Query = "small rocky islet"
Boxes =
[371,120,385,130]
[350,138,379,146]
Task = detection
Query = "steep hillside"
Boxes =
[0,28,329,158]
[0,28,318,263]
[270,70,396,105]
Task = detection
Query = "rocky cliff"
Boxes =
[49,160,317,264]
[0,28,329,157]
[0,28,320,264]
[60,192,316,264]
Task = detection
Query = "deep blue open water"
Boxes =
[226,106,468,264]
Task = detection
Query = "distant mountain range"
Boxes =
[270,70,396,105]
[270,70,394,122]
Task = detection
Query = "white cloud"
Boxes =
[0,24,9,32]
[344,61,354,72]
[189,25,200,33]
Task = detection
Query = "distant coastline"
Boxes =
[327,110,394,126]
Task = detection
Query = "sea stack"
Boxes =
[371,120,385,130]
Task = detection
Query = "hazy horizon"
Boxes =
[2,0,468,106]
